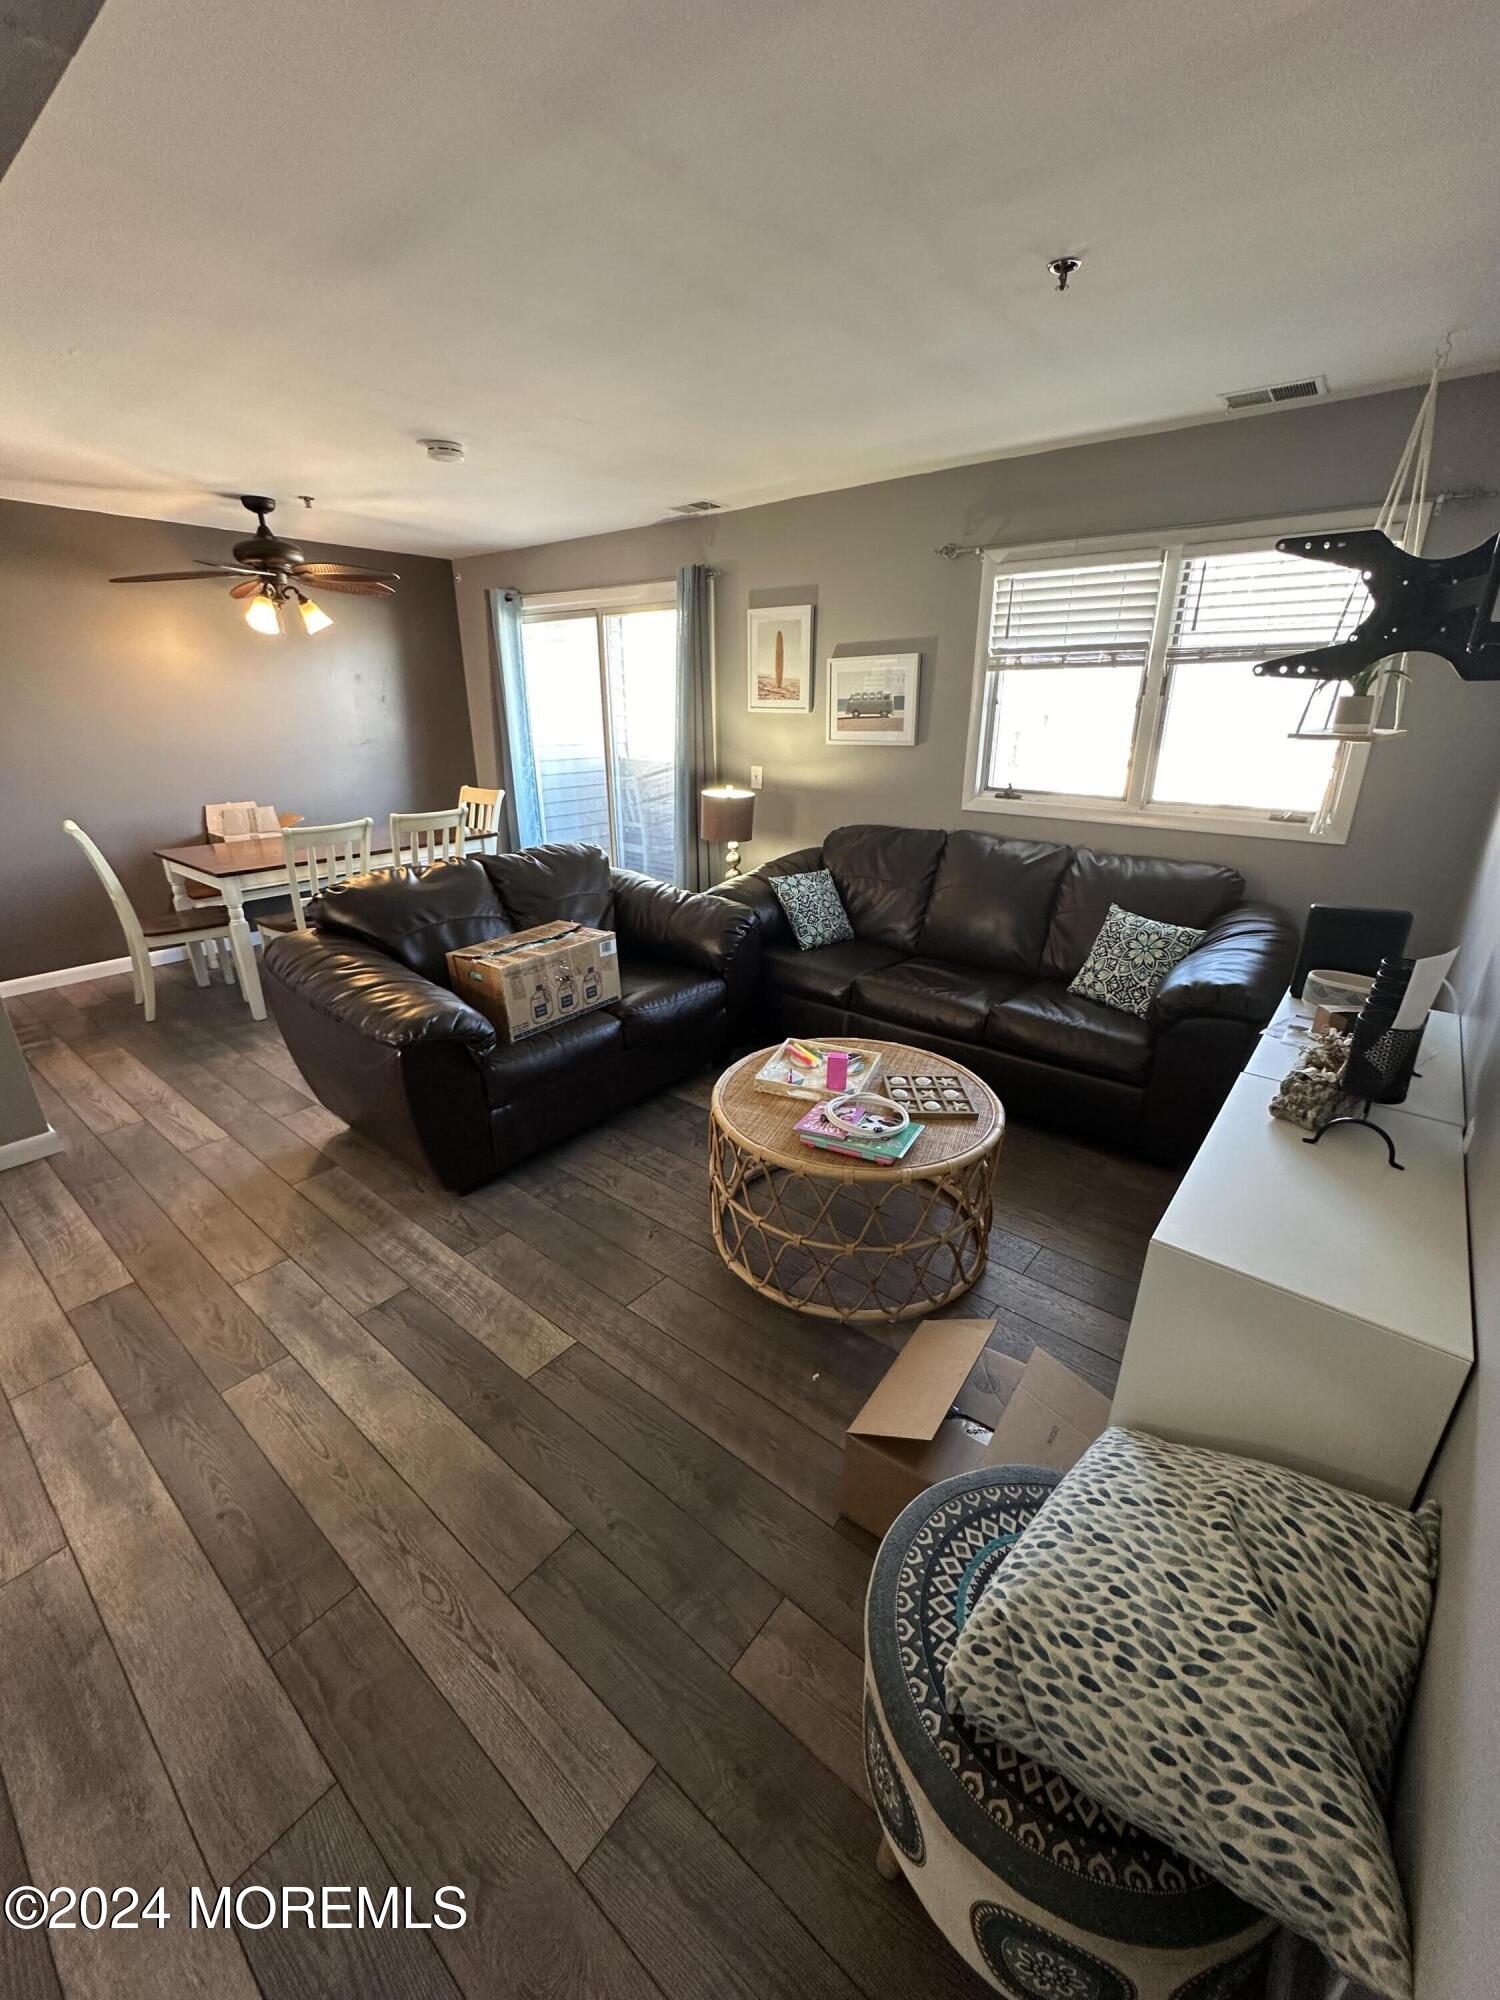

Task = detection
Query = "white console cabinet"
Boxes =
[1111,1006,1473,1506]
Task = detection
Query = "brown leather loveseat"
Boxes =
[715,824,1296,1164]
[261,842,758,1190]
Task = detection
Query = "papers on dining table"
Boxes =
[206,801,281,842]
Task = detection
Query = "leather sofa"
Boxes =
[260,843,758,1191]
[714,825,1296,1164]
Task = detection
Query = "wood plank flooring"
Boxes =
[0,963,1176,1998]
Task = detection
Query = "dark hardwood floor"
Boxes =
[0,963,1176,1999]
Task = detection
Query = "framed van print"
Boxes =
[827,653,920,746]
[747,604,814,711]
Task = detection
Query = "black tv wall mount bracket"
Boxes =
[1253,527,1500,683]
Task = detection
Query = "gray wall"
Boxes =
[1387,788,1500,1997]
[0,498,473,981]
[1,1,107,184]
[454,373,1500,951]
[0,1005,49,1148]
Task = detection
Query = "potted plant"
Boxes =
[1330,659,1404,736]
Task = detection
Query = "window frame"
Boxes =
[514,580,679,877]
[961,509,1386,845]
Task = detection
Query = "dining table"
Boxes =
[153,831,498,1020]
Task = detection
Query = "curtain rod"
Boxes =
[935,487,1496,559]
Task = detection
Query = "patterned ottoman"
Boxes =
[864,1468,1276,1999]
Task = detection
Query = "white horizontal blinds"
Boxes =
[1167,548,1371,664]
[988,558,1164,668]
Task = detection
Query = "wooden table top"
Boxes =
[154,836,398,875]
[711,1041,1004,1182]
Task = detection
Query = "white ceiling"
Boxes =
[2,0,1498,558]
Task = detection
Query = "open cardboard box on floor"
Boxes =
[840,1318,1112,1538]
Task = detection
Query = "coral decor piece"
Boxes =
[1270,1027,1351,1131]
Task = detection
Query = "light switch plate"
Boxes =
[749,765,764,792]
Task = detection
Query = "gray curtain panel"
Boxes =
[491,588,542,851]
[675,563,716,889]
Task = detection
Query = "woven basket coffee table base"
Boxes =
[708,1042,1004,1323]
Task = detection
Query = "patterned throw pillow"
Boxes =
[771,869,855,951]
[945,1427,1441,2000]
[1069,902,1204,1016]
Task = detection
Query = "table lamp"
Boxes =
[700,784,756,880]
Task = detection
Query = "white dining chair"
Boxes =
[458,785,505,847]
[274,817,374,931]
[390,808,467,870]
[64,819,238,1023]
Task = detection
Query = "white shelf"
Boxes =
[1289,728,1407,741]
[1152,1073,1471,1358]
[1114,1032,1474,1507]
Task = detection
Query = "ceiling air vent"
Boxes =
[669,499,723,514]
[1221,376,1328,411]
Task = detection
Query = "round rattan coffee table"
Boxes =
[709,1041,1005,1323]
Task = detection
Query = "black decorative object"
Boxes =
[1253,527,1500,684]
[1343,960,1424,1100]
[1304,957,1426,1169]
[1291,905,1413,999]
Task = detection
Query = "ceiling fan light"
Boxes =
[244,589,282,636]
[297,593,333,635]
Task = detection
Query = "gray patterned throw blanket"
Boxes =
[944,1427,1439,2000]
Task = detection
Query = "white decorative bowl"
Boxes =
[1303,968,1375,1012]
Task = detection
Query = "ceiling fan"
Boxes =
[109,494,399,636]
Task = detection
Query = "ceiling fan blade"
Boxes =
[305,577,396,596]
[192,558,267,576]
[229,579,267,599]
[109,569,247,583]
[292,561,401,583]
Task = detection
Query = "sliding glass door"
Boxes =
[601,605,679,880]
[505,586,682,882]
[512,614,613,851]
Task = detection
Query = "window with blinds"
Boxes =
[987,559,1163,667]
[984,556,1162,800]
[967,520,1376,839]
[1166,548,1369,663]
[1150,548,1369,814]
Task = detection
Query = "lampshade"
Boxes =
[297,593,334,635]
[700,784,755,843]
[244,589,281,636]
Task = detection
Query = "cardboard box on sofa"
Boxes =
[840,1318,1112,1539]
[446,921,620,1041]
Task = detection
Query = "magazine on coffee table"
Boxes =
[752,1039,884,1101]
[793,1099,923,1164]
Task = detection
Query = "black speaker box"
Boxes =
[1291,905,1414,999]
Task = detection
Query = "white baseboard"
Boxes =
[0,1125,67,1172]
[1,947,191,999]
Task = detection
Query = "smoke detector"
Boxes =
[419,438,465,463]
[669,499,723,514]
[1220,376,1328,412]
